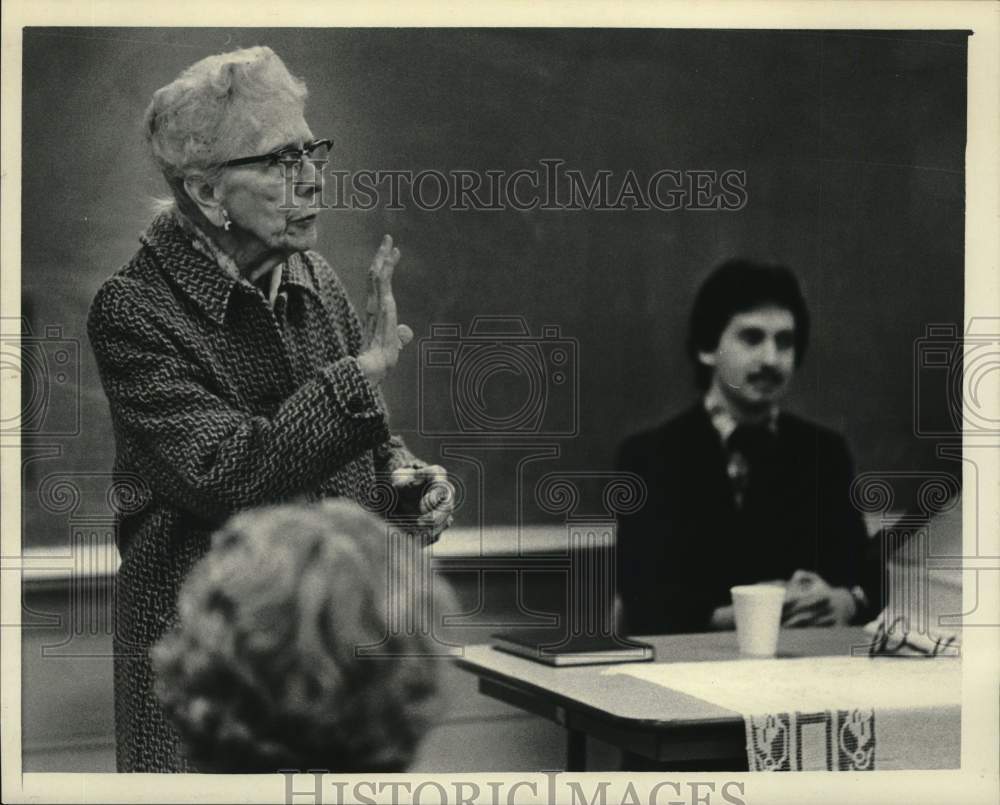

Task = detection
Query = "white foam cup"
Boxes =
[730,584,785,657]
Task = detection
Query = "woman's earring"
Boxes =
[221,209,232,232]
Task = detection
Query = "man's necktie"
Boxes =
[726,423,777,508]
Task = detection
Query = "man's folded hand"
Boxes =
[782,569,856,627]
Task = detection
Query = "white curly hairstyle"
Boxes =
[144,46,307,196]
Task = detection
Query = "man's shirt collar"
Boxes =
[703,384,779,444]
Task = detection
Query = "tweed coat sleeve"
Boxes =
[305,250,428,476]
[88,271,392,522]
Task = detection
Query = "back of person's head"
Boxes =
[152,499,454,773]
[686,258,811,389]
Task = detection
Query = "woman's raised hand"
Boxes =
[357,235,414,384]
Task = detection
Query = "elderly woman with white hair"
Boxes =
[88,46,453,772]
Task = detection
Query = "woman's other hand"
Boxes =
[358,235,414,384]
[390,464,456,545]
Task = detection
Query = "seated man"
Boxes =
[152,499,456,772]
[617,259,871,635]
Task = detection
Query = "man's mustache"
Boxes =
[747,367,786,384]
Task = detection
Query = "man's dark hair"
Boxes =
[686,258,810,390]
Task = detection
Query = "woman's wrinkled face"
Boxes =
[216,98,324,260]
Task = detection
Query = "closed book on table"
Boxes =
[491,630,654,666]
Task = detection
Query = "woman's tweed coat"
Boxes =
[88,212,423,772]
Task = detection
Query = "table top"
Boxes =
[455,627,881,730]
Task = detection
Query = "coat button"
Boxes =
[347,394,365,413]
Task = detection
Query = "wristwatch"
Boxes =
[849,585,870,623]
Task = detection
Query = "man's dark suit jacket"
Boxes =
[616,404,869,635]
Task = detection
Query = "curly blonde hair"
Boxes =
[152,500,454,772]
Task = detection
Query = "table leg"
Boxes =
[566,729,586,771]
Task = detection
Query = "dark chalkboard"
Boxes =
[20,28,967,545]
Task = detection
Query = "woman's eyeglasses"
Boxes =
[219,138,332,170]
